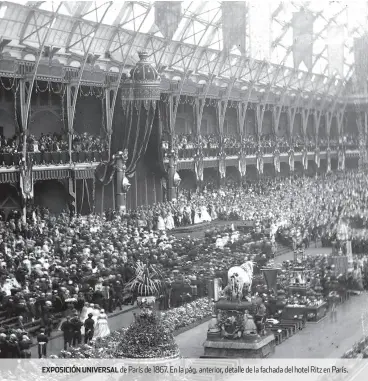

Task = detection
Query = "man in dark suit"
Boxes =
[84,313,95,344]
[37,328,48,358]
[191,207,196,225]
[70,313,83,347]
[60,316,73,350]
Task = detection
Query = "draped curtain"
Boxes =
[158,99,172,140]
[96,99,157,185]
[111,99,157,177]
[144,105,167,179]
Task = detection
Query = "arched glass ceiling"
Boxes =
[0,1,366,83]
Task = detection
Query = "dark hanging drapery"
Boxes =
[144,105,167,178]
[111,99,157,177]
[158,98,172,139]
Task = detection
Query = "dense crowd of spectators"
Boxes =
[1,167,368,357]
[0,132,108,166]
[163,133,357,159]
[0,134,21,166]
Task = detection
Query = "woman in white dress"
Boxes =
[194,207,202,224]
[157,212,166,231]
[94,309,110,338]
[91,305,101,326]
[200,205,212,222]
[165,211,175,230]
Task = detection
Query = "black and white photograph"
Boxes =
[0,0,367,376]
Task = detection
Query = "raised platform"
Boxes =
[203,333,275,358]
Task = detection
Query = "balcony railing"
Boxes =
[166,143,360,162]
[0,151,109,168]
[29,151,108,165]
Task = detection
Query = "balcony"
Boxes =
[28,151,108,165]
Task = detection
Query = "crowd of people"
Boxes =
[162,133,357,160]
[1,167,368,357]
[0,132,108,166]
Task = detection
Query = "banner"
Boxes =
[154,1,181,39]
[328,25,344,77]
[273,150,280,173]
[262,268,278,293]
[238,152,247,177]
[302,149,308,170]
[222,1,247,54]
[256,152,263,175]
[327,148,331,173]
[20,160,33,200]
[194,155,204,182]
[218,152,227,179]
[289,150,294,172]
[292,11,314,70]
[354,34,368,89]
[338,149,345,171]
[314,148,320,168]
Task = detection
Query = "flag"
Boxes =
[328,25,344,77]
[154,2,181,39]
[222,1,247,54]
[262,269,278,293]
[20,158,33,200]
[292,11,314,70]
[354,34,368,89]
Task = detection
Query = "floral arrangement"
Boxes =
[217,310,244,339]
[115,310,180,359]
[161,298,212,332]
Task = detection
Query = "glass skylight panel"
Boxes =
[38,1,62,13]
[0,4,7,19]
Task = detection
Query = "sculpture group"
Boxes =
[222,260,254,302]
[204,259,276,358]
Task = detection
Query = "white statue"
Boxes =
[227,261,254,302]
